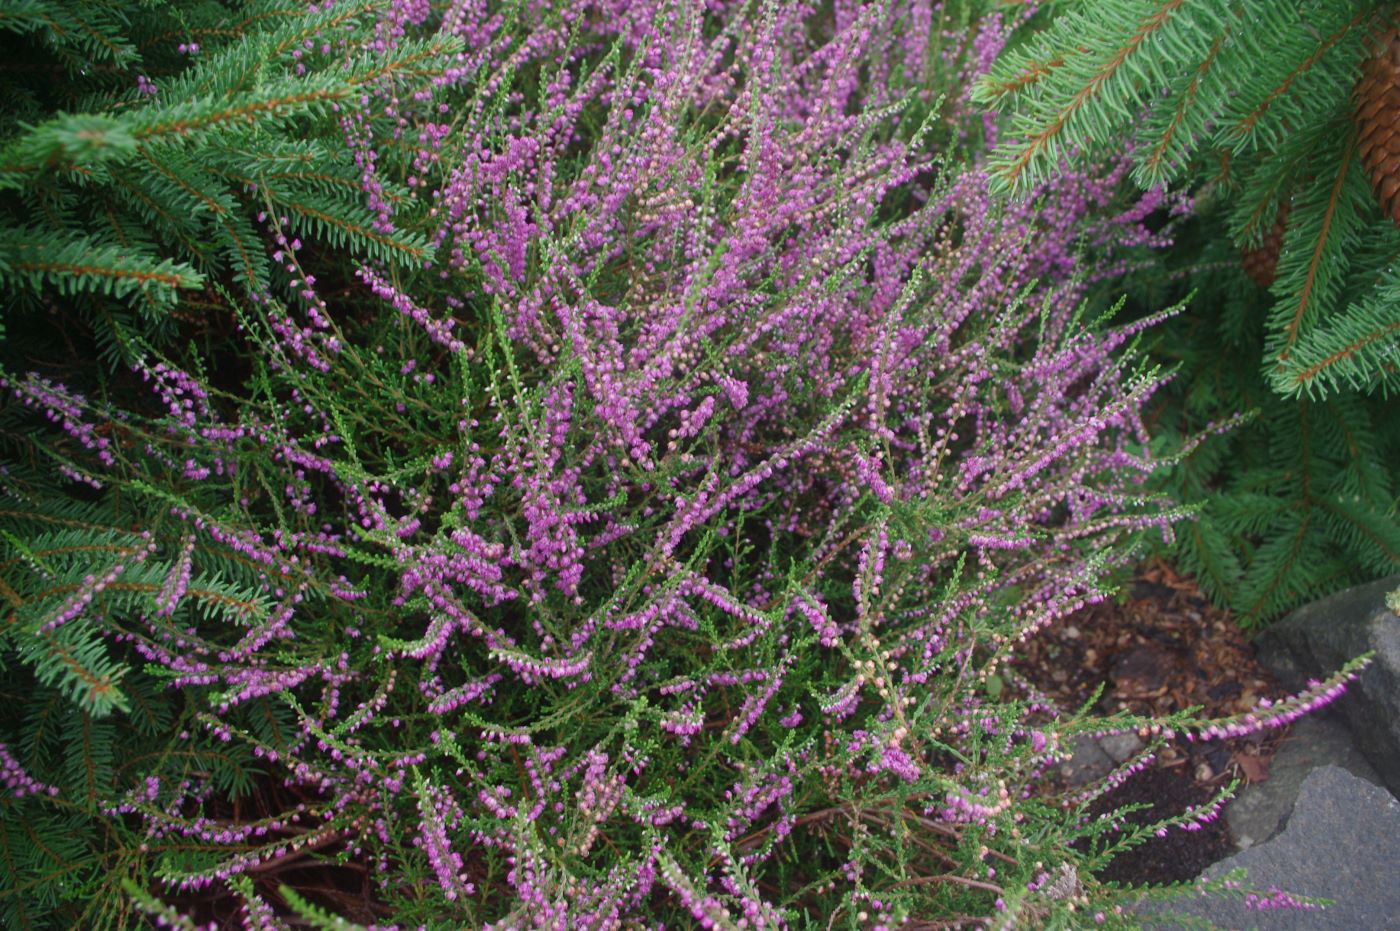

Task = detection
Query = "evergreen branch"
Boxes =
[0,229,203,303]
[206,137,397,204]
[0,0,139,66]
[0,507,126,535]
[106,171,217,271]
[973,52,1073,105]
[17,628,129,716]
[992,0,1189,191]
[132,87,349,141]
[141,5,305,49]
[0,821,38,931]
[132,40,460,149]
[0,574,22,610]
[1273,137,1356,364]
[1318,494,1400,571]
[1239,511,1313,622]
[1229,5,1375,145]
[1139,26,1228,182]
[0,541,139,573]
[982,0,1400,398]
[1274,294,1400,396]
[0,113,137,178]
[1271,134,1366,366]
[264,2,375,62]
[137,149,231,218]
[214,209,271,293]
[214,1,377,98]
[1229,155,1295,248]
[271,187,432,265]
[345,36,466,88]
[1180,512,1245,599]
[18,580,262,620]
[0,0,60,36]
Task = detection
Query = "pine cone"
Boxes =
[1356,25,1400,226]
[1241,202,1289,288]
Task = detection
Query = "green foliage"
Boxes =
[0,0,452,367]
[0,1,1371,927]
[0,470,280,928]
[1123,222,1400,624]
[975,0,1400,621]
[277,883,370,930]
[0,4,460,925]
[0,483,273,716]
[974,0,1400,399]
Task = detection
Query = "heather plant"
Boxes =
[0,2,1366,929]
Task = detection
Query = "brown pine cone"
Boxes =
[1241,202,1290,289]
[1356,25,1400,226]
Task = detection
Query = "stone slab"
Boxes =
[1138,766,1400,930]
[1256,575,1400,796]
[1062,733,1114,787]
[1225,711,1382,850]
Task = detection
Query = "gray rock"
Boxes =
[1100,732,1145,763]
[1225,712,1382,850]
[1256,575,1400,796]
[1061,734,1114,787]
[1138,766,1400,929]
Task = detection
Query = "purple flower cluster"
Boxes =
[415,776,474,901]
[0,742,59,798]
[3,373,116,469]
[1244,888,1323,912]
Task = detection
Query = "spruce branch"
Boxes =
[0,229,203,304]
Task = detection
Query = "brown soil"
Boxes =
[1086,762,1235,885]
[1014,559,1291,886]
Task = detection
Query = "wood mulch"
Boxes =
[1013,558,1292,885]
